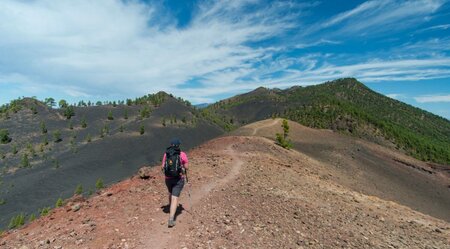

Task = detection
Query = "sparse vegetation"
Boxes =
[0,199,6,205]
[8,213,25,229]
[96,178,104,190]
[29,214,36,222]
[30,106,37,114]
[43,135,48,145]
[12,144,18,154]
[81,117,87,128]
[40,207,50,216]
[63,105,75,119]
[107,110,114,120]
[53,130,62,143]
[86,134,92,143]
[69,120,73,129]
[21,153,30,168]
[55,198,63,208]
[40,121,47,134]
[140,124,145,135]
[74,184,83,195]
[119,125,124,132]
[140,106,151,119]
[124,109,128,119]
[162,117,166,126]
[0,129,12,144]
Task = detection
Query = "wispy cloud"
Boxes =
[414,94,450,103]
[0,0,449,105]
[318,0,445,36]
[386,93,406,100]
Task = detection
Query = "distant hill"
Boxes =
[194,103,210,109]
[0,93,225,229]
[205,78,450,165]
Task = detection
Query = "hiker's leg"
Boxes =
[170,195,178,219]
[168,193,171,205]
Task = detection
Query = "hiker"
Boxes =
[161,138,188,227]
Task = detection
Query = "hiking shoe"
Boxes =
[168,219,176,228]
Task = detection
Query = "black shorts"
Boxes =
[165,177,185,197]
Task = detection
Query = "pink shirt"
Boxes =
[161,151,188,179]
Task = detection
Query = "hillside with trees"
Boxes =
[206,78,450,165]
[0,92,225,230]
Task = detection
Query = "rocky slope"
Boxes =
[1,121,449,248]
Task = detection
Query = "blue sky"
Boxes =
[0,0,449,119]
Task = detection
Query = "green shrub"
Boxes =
[124,110,128,119]
[0,199,6,205]
[140,124,145,135]
[74,184,83,195]
[12,144,18,154]
[0,129,11,144]
[140,106,151,119]
[86,134,92,142]
[63,106,75,119]
[40,207,50,216]
[55,198,63,208]
[40,121,47,134]
[21,154,30,168]
[8,213,25,229]
[29,213,36,222]
[43,135,48,145]
[107,110,114,120]
[53,130,62,143]
[96,178,104,190]
[119,125,124,132]
[81,117,87,128]
[30,106,37,114]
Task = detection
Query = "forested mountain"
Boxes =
[205,78,450,165]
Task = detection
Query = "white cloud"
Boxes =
[319,0,445,35]
[0,0,449,105]
[0,0,298,101]
[414,94,450,103]
[386,93,406,100]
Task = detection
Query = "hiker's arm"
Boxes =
[181,152,189,169]
[161,153,166,170]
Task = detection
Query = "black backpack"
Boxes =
[164,146,182,177]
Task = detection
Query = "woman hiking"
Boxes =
[161,138,188,227]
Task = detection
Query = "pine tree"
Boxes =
[107,110,114,120]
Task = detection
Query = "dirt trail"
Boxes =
[251,119,279,136]
[138,143,243,249]
[2,134,449,248]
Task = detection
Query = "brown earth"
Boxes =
[1,121,450,248]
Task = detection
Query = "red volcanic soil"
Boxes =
[1,131,449,248]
